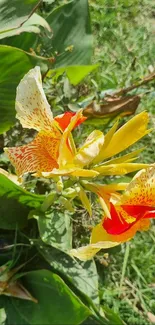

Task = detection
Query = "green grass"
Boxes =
[87,1,155,324]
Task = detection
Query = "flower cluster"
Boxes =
[4,67,155,260]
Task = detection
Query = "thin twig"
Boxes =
[119,242,130,296]
[115,71,155,96]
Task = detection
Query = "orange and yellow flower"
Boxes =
[70,166,155,260]
[4,67,98,178]
[4,66,151,180]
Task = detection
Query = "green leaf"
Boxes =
[5,270,90,325]
[38,210,72,251]
[38,245,100,306]
[0,0,42,39]
[101,306,124,325]
[0,174,44,229]
[0,13,51,40]
[45,0,93,67]
[0,32,38,51]
[0,308,6,324]
[48,64,99,86]
[0,45,41,133]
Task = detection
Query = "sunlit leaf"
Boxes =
[48,64,99,85]
[4,270,90,325]
[0,174,44,229]
[45,0,93,67]
[38,245,100,306]
[38,209,72,251]
[0,45,43,133]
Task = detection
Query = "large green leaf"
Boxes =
[4,270,90,325]
[101,306,124,325]
[38,210,72,251]
[0,308,6,324]
[0,45,41,134]
[44,0,93,67]
[0,13,51,40]
[48,64,99,86]
[0,0,41,39]
[0,32,37,51]
[38,245,99,305]
[0,174,44,229]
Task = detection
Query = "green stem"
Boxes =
[119,242,130,296]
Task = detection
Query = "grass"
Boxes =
[87,1,155,324]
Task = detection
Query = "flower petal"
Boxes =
[70,224,119,261]
[94,111,150,162]
[93,163,149,175]
[118,166,155,206]
[144,210,155,218]
[75,185,92,216]
[103,203,136,235]
[16,66,59,134]
[58,110,84,168]
[100,148,144,166]
[41,168,99,178]
[74,130,104,167]
[5,132,59,176]
[70,217,150,261]
[54,112,87,131]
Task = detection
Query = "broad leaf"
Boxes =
[44,0,93,67]
[4,270,90,325]
[48,64,99,86]
[0,45,41,133]
[38,245,99,306]
[101,306,124,325]
[0,174,44,229]
[38,210,72,251]
[0,308,6,324]
[0,13,51,39]
[0,0,41,39]
[0,32,37,51]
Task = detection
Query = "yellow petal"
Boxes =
[93,163,149,175]
[94,111,150,163]
[76,185,92,216]
[58,110,83,168]
[16,66,59,134]
[101,147,144,165]
[82,181,127,217]
[118,165,155,206]
[82,181,128,194]
[40,167,99,178]
[99,197,111,219]
[70,169,99,177]
[74,130,104,167]
[70,241,119,261]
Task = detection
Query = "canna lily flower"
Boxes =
[90,111,151,175]
[5,66,151,180]
[41,111,150,179]
[4,66,99,179]
[70,166,155,260]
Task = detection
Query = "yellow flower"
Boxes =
[70,166,155,260]
[91,111,151,175]
[41,111,150,178]
[4,67,98,179]
[5,66,150,180]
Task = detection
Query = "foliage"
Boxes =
[0,0,154,325]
